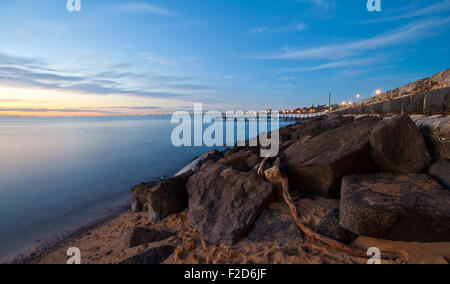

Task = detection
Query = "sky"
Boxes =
[0,0,449,116]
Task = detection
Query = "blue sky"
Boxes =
[0,0,449,115]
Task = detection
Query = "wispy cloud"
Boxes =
[254,17,450,60]
[298,0,336,10]
[116,2,173,16]
[140,52,203,66]
[279,56,387,73]
[0,52,217,100]
[249,23,309,34]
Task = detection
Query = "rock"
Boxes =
[290,115,354,142]
[399,78,432,97]
[247,154,261,169]
[200,159,216,170]
[340,173,450,242]
[118,246,175,264]
[200,149,223,162]
[148,172,193,223]
[428,160,450,189]
[264,166,284,198]
[218,150,255,171]
[122,227,176,248]
[369,114,432,173]
[130,181,158,213]
[175,149,223,177]
[280,140,297,152]
[247,202,302,245]
[431,69,450,90]
[424,88,450,114]
[317,208,358,244]
[284,117,380,198]
[408,92,426,114]
[186,163,275,245]
[412,115,450,160]
[383,96,410,114]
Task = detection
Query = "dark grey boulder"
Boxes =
[428,160,450,189]
[148,171,193,223]
[413,115,450,160]
[317,208,358,245]
[118,245,175,264]
[284,117,381,198]
[186,163,275,245]
[247,154,261,169]
[247,202,302,245]
[290,115,354,142]
[131,181,158,213]
[122,227,176,248]
[340,173,450,242]
[218,150,255,171]
[369,114,432,173]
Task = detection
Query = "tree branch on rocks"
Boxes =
[259,154,401,261]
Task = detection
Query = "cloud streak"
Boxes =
[254,17,450,60]
[249,23,309,34]
[0,53,218,100]
[116,2,173,16]
[279,56,387,73]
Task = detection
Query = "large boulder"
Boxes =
[247,202,302,245]
[340,173,450,242]
[246,154,261,169]
[218,150,255,171]
[369,114,432,173]
[284,117,381,198]
[317,208,358,245]
[148,171,193,223]
[118,245,175,264]
[290,115,354,142]
[412,115,450,160]
[428,160,450,189]
[130,181,158,213]
[175,149,223,176]
[186,163,275,245]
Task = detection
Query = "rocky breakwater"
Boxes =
[336,69,450,115]
[125,114,450,264]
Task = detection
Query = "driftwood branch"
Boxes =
[258,154,400,261]
[257,157,270,176]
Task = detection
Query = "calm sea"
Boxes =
[0,116,292,262]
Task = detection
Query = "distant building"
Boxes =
[280,104,330,114]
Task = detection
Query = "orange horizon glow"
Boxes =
[0,84,192,117]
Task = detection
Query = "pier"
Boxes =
[215,112,327,121]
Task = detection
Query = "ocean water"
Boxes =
[0,116,292,262]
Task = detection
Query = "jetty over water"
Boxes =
[216,112,327,121]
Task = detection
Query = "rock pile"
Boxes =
[128,111,450,263]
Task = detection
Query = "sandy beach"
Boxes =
[16,195,450,264]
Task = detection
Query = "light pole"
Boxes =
[329,93,332,111]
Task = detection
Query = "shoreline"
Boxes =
[9,201,131,264]
[8,105,450,264]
